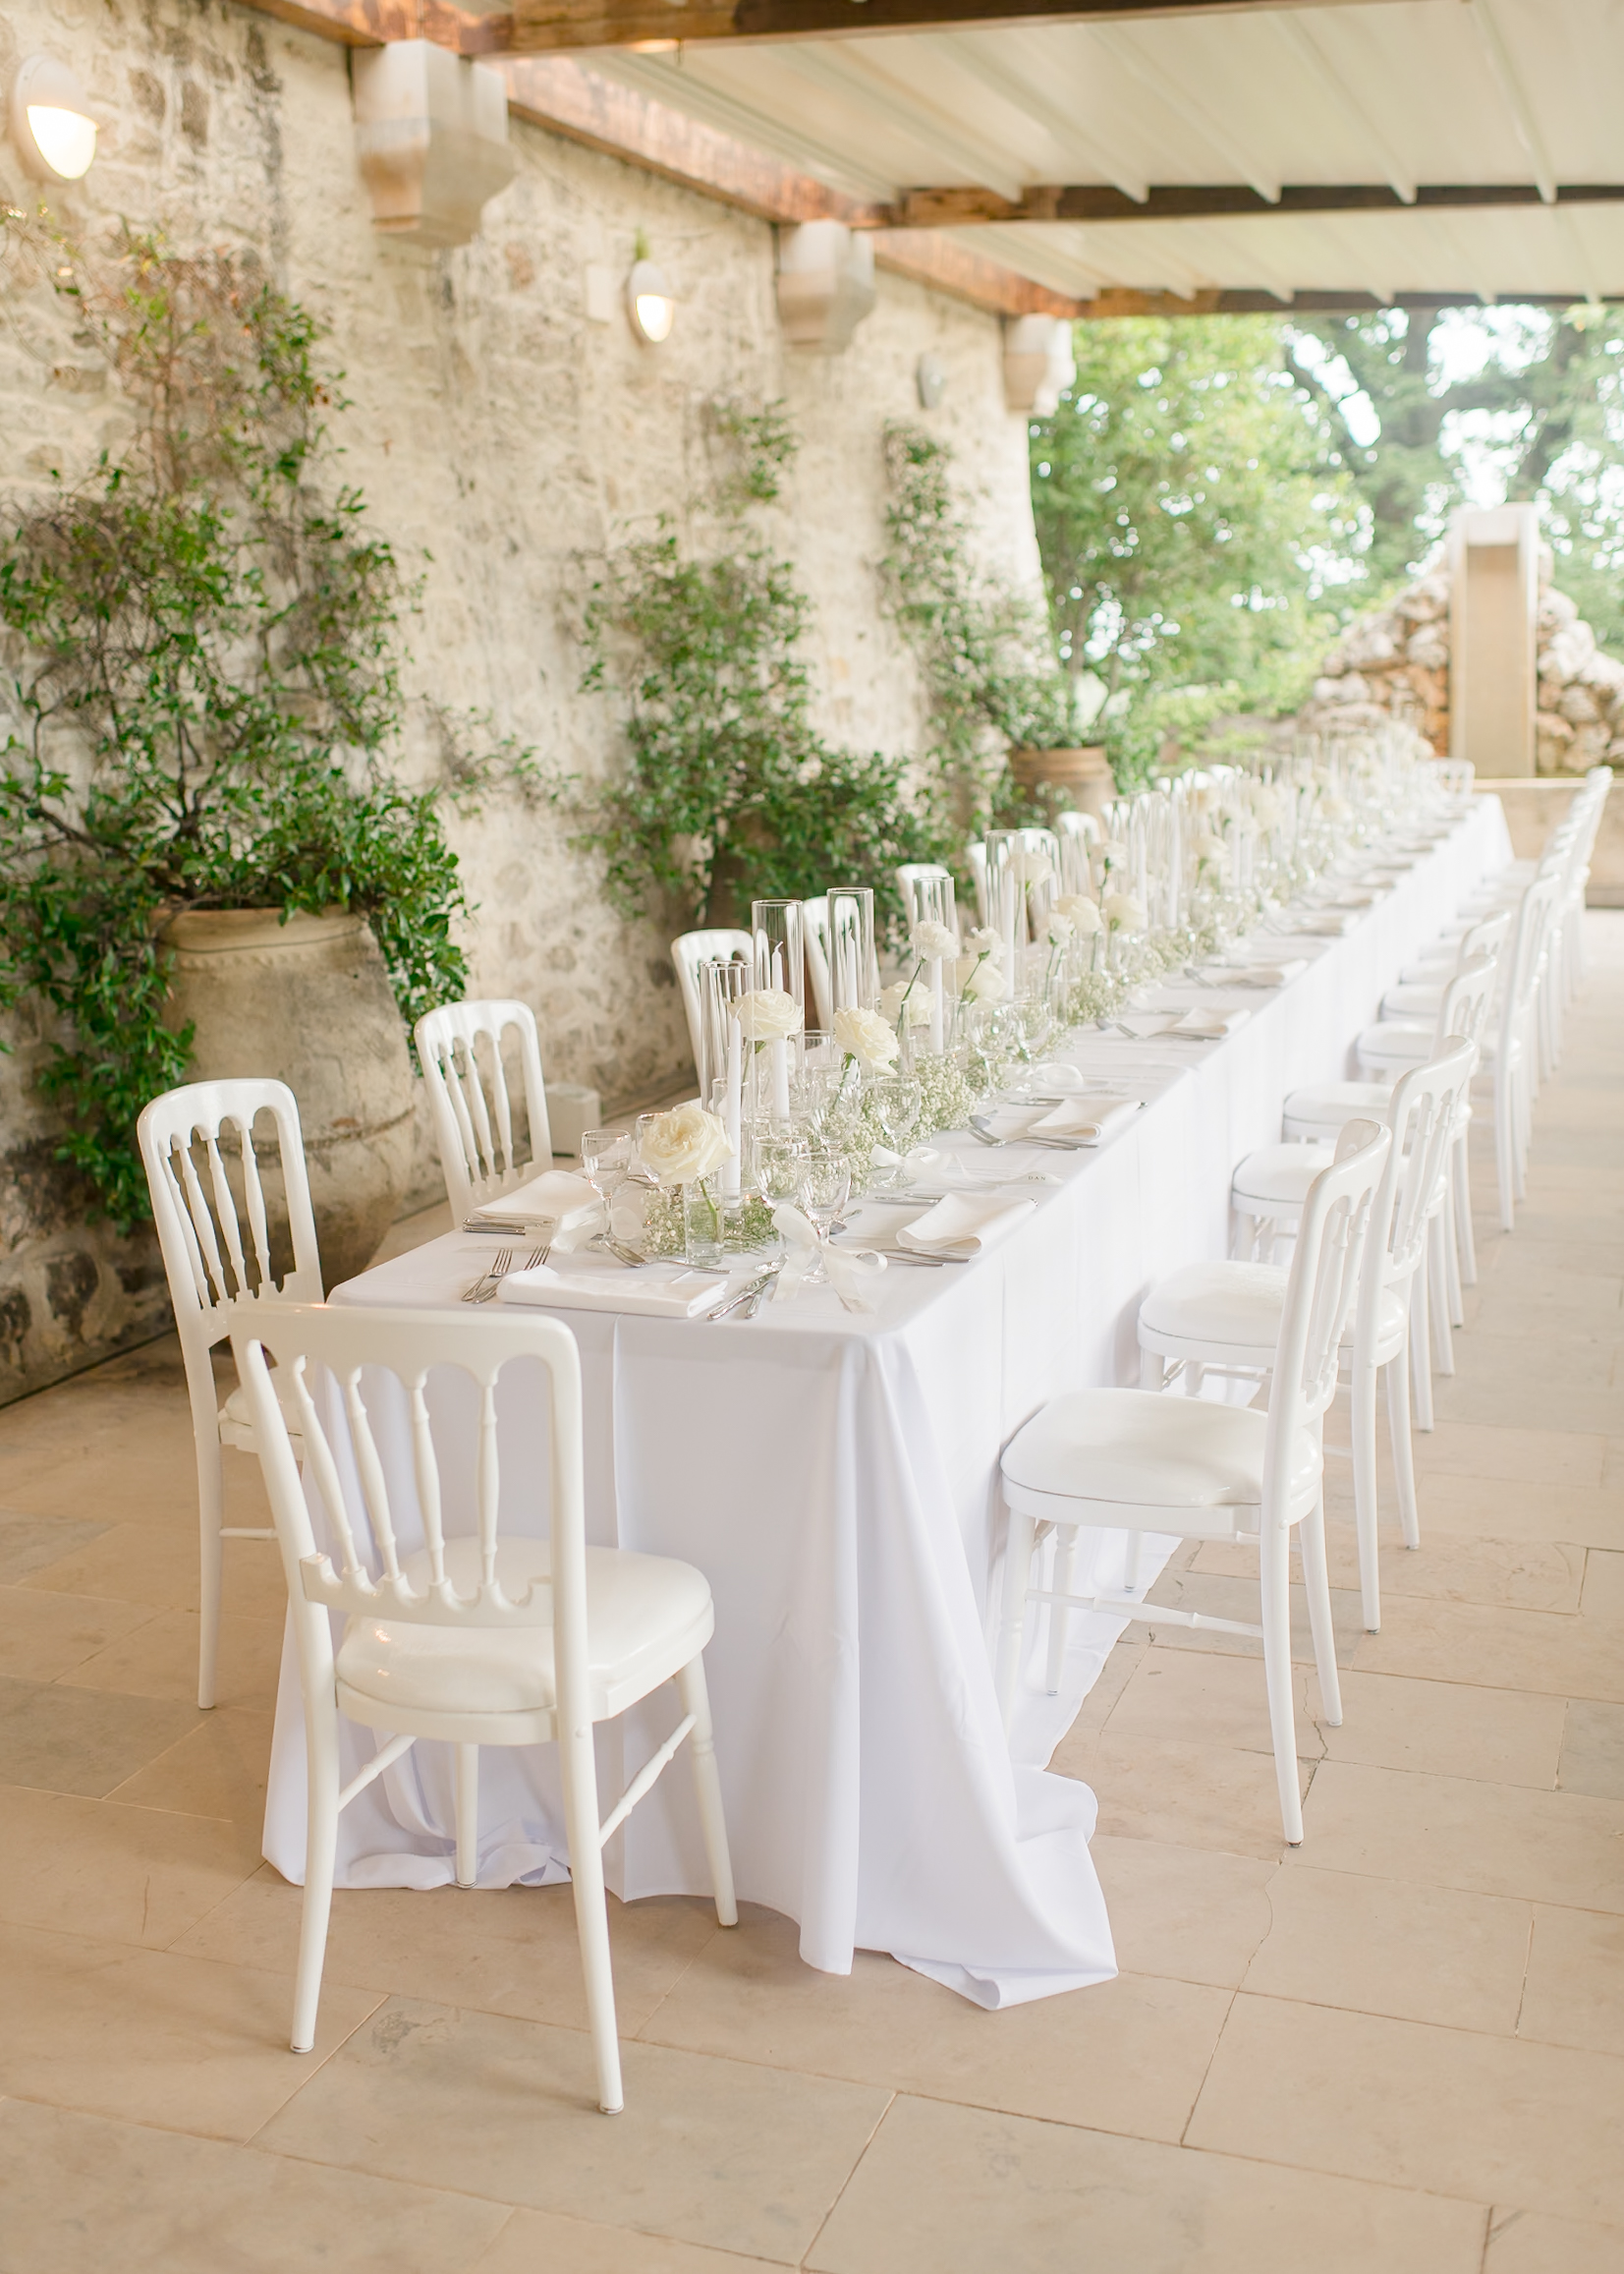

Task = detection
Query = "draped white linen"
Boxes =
[260,795,1511,2007]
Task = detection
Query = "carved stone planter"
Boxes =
[159,909,416,1290]
[1008,746,1115,822]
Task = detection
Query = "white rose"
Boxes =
[832,1004,901,1070]
[1253,788,1285,829]
[910,919,958,962]
[732,988,802,1044]
[1103,891,1147,933]
[964,926,1005,961]
[1096,839,1129,867]
[1011,848,1053,886]
[878,980,931,1029]
[1046,911,1075,946]
[964,958,1010,1003]
[1053,892,1102,936]
[638,1102,735,1185]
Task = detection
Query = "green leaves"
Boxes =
[0,226,466,1225]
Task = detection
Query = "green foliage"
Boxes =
[1031,316,1363,778]
[1292,304,1624,648]
[0,222,469,1228]
[880,422,1079,803]
[577,405,948,938]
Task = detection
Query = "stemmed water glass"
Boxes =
[871,1074,922,1185]
[799,1144,852,1282]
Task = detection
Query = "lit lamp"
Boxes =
[627,256,675,345]
[9,55,98,183]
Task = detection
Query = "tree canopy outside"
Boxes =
[1032,303,1624,773]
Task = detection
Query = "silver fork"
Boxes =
[463,1247,512,1302]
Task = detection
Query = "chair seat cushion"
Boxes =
[1232,1142,1336,1210]
[1282,1081,1391,1136]
[1141,1259,1406,1358]
[1356,1018,1432,1068]
[1001,1388,1318,1512]
[220,1368,303,1438]
[334,1538,713,1723]
[1381,980,1444,1019]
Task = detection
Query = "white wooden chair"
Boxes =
[671,930,750,1075]
[894,863,954,932]
[138,1078,323,1708]
[995,1117,1390,1845]
[1156,1042,1474,1634]
[232,1300,737,2116]
[415,999,552,1224]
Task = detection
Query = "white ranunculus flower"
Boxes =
[832,1004,900,1071]
[1103,891,1148,933]
[964,926,1005,961]
[1010,848,1053,886]
[1046,911,1076,946]
[910,919,958,962]
[638,1102,735,1185]
[1053,892,1102,936]
[731,988,803,1044]
[878,980,931,1029]
[965,958,1010,1003]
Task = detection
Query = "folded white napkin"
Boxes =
[771,1204,886,1312]
[898,1193,1036,1256]
[869,1145,1058,1192]
[497,1260,726,1319]
[470,1169,602,1230]
[1029,1097,1141,1142]
[1205,960,1306,989]
[1026,1063,1132,1097]
[1278,912,1354,938]
[1169,1007,1251,1039]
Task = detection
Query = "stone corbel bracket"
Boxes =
[353,39,518,250]
[775,221,876,353]
[1002,313,1075,417]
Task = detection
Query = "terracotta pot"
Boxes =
[158,908,415,1290]
[1008,746,1115,821]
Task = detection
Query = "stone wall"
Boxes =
[0,0,1042,1399]
[1302,562,1624,774]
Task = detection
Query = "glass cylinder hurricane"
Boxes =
[909,870,957,1052]
[700,958,750,1201]
[749,900,806,1019]
[827,886,878,1015]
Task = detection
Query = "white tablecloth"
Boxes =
[262,796,1512,2007]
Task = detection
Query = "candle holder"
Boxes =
[827,886,878,1014]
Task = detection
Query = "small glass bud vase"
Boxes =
[682,1173,726,1268]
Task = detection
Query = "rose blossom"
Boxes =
[964,926,1005,961]
[1010,848,1053,886]
[963,958,1010,1003]
[1053,892,1102,936]
[910,920,958,962]
[731,988,802,1044]
[1046,911,1075,947]
[878,980,931,1030]
[1103,891,1148,933]
[832,1004,901,1071]
[638,1102,734,1185]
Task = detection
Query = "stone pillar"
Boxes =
[1448,503,1540,776]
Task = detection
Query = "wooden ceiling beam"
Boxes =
[496,0,1414,58]
[893,182,1624,227]
[1072,287,1620,316]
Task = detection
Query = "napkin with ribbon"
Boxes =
[1029,1097,1141,1142]
[497,1260,726,1319]
[771,1204,887,1312]
[897,1192,1036,1257]
[469,1168,602,1233]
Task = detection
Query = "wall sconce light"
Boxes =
[627,245,675,344]
[916,352,946,410]
[9,55,99,183]
[776,221,876,354]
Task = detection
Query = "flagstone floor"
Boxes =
[1,923,1621,2272]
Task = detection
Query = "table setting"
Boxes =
[261,734,1514,2007]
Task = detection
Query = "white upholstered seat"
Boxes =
[1000,1388,1319,1536]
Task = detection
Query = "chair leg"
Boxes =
[1350,1359,1381,1633]
[1123,1529,1144,1592]
[1385,1344,1421,1552]
[1442,1184,1465,1330]
[1453,1136,1478,1287]
[291,1705,341,2054]
[1259,1524,1305,1846]
[1428,1217,1455,1377]
[995,1509,1037,1731]
[677,1654,738,1927]
[1495,1072,1517,1232]
[1299,1497,1343,1729]
[1410,1266,1434,1433]
[560,1722,624,2115]
[1139,1347,1165,1391]
[1045,1526,1079,1696]
[454,1744,479,1889]
[196,1428,226,1712]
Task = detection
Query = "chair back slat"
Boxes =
[1377,1039,1477,1294]
[138,1080,324,1363]
[1264,1118,1389,1511]
[231,1306,586,1657]
[415,999,553,1222]
[1431,954,1496,1056]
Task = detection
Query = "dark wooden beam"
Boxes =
[894,182,1624,227]
[497,0,1408,59]
[1070,287,1619,317]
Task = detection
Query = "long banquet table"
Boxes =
[262,793,1512,2008]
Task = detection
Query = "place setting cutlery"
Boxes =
[461,1243,550,1303]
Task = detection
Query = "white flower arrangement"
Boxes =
[831,1004,900,1072]
[731,988,803,1044]
[638,1102,735,1185]
[1053,892,1102,937]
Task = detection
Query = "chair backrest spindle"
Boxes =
[416,999,553,1222]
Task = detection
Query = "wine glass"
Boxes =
[751,1125,810,1212]
[871,1074,922,1186]
[579,1127,629,1207]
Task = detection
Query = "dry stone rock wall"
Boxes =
[0,0,1042,1397]
[1302,562,1624,773]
